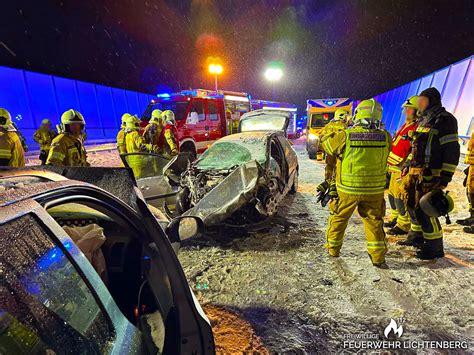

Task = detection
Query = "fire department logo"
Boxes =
[384,318,404,338]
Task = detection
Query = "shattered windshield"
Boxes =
[240,113,288,132]
[196,139,267,171]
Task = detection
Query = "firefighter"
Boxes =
[125,115,160,177]
[457,130,474,230]
[0,108,25,167]
[159,110,179,158]
[143,109,163,148]
[385,96,419,236]
[33,119,58,164]
[399,87,460,259]
[320,108,349,181]
[322,99,391,267]
[116,113,131,154]
[46,109,89,166]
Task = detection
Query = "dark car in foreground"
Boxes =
[0,169,215,354]
[174,109,299,233]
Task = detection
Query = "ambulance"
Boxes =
[306,98,352,159]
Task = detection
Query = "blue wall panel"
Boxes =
[0,66,154,148]
[25,71,59,129]
[53,77,80,117]
[374,55,474,153]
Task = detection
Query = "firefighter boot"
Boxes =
[397,231,423,248]
[456,210,474,226]
[416,238,444,260]
[387,226,408,235]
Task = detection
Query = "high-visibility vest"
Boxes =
[465,131,474,165]
[338,127,390,195]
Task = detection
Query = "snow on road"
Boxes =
[177,143,473,353]
[30,142,473,352]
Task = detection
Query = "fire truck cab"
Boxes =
[306,98,352,159]
[141,89,251,158]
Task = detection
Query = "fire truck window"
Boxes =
[208,101,219,121]
[191,101,205,122]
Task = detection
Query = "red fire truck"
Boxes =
[141,89,251,158]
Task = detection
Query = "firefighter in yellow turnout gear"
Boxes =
[320,108,349,181]
[143,109,163,149]
[33,119,58,164]
[458,130,474,232]
[160,110,179,158]
[124,115,160,178]
[0,108,25,167]
[322,99,391,266]
[116,113,131,154]
[46,109,89,166]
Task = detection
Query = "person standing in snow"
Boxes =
[457,130,474,232]
[33,118,58,164]
[399,88,460,259]
[385,96,419,237]
[0,108,25,167]
[322,99,391,267]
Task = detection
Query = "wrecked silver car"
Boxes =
[174,109,299,232]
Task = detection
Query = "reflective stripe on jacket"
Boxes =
[33,128,57,151]
[387,120,417,168]
[323,126,390,195]
[0,129,25,167]
[46,133,89,166]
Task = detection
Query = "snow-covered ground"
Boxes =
[178,143,473,353]
[28,142,473,353]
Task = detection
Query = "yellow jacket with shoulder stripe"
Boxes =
[116,128,127,154]
[465,131,474,165]
[33,128,57,151]
[322,126,391,195]
[0,129,25,167]
[320,120,347,144]
[46,133,89,166]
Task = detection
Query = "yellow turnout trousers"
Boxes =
[326,191,387,264]
[388,170,410,231]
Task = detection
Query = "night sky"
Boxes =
[1,0,473,110]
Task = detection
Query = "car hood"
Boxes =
[183,160,260,229]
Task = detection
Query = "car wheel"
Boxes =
[290,171,298,194]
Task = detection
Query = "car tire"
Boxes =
[290,171,298,194]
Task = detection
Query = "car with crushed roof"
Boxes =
[0,167,215,354]
[171,109,299,234]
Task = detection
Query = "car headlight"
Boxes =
[308,133,318,141]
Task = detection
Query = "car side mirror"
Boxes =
[186,112,199,125]
[166,216,204,242]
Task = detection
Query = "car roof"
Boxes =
[217,130,281,143]
[0,172,90,207]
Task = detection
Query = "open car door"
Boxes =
[239,109,291,134]
[121,152,191,209]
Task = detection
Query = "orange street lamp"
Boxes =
[209,63,223,92]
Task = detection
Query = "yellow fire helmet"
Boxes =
[121,113,131,128]
[41,118,52,126]
[124,115,141,130]
[150,109,163,125]
[334,109,349,121]
[161,110,176,126]
[353,99,383,126]
[0,108,13,129]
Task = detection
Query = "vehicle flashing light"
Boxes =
[323,99,336,106]
[156,93,171,98]
[262,106,297,112]
[225,95,250,102]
